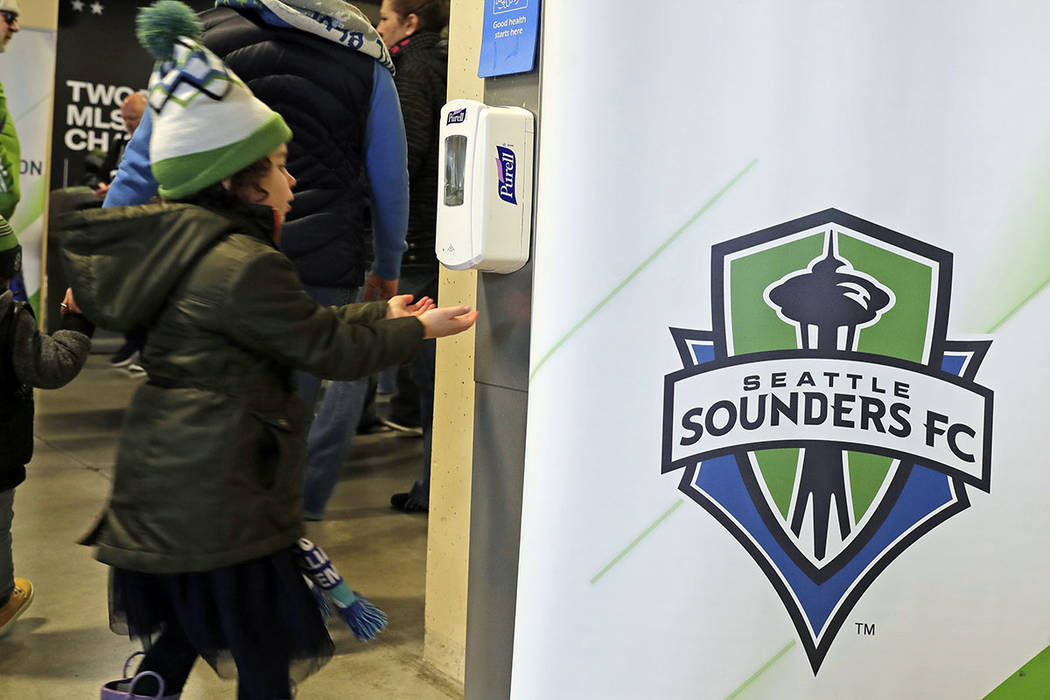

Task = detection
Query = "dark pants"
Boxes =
[138,620,292,699]
[407,338,437,504]
[296,285,368,520]
[388,363,421,426]
[400,270,439,504]
[0,488,14,605]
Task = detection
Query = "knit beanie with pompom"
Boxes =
[137,0,292,200]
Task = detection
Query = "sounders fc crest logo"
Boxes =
[662,209,993,672]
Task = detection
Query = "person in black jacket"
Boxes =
[0,218,92,636]
[377,0,449,513]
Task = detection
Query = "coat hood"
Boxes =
[56,202,274,331]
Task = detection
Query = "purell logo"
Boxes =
[662,209,993,673]
[496,146,517,204]
[446,108,467,125]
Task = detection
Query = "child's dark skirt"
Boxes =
[108,547,333,688]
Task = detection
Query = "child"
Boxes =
[57,3,476,697]
[0,216,93,636]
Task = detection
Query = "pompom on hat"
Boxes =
[136,1,292,200]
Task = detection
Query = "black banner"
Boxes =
[49,0,213,190]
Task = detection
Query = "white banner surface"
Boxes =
[0,28,57,313]
[513,2,1050,699]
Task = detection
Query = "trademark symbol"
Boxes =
[855,622,876,636]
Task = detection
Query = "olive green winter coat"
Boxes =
[57,202,423,573]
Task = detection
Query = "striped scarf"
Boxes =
[215,0,394,74]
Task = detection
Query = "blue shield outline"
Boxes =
[662,209,994,672]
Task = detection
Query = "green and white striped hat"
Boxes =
[137,1,292,200]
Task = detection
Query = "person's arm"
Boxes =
[333,298,390,325]
[363,62,409,299]
[224,246,423,381]
[11,309,94,389]
[103,107,159,208]
[0,84,20,221]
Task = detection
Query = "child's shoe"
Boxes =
[100,670,179,699]
[0,577,33,636]
[101,656,180,699]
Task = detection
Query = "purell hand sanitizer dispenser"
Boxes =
[436,99,534,274]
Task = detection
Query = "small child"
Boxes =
[0,216,93,636]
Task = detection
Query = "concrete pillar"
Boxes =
[422,0,484,690]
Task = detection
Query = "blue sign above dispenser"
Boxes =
[478,0,540,78]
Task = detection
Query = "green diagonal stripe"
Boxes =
[724,641,796,700]
[10,176,46,232]
[985,273,1050,333]
[590,500,683,584]
[530,158,759,381]
[13,94,52,124]
[983,643,1050,699]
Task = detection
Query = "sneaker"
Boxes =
[356,418,391,435]
[126,362,146,374]
[109,343,140,368]
[380,418,423,436]
[0,578,34,636]
[390,492,428,513]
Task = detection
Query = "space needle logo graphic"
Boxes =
[662,209,994,672]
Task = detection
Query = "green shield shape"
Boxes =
[715,211,946,579]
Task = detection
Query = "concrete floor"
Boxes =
[0,356,458,699]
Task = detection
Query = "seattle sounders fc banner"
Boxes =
[515,2,1050,699]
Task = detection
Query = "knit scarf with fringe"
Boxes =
[215,0,394,74]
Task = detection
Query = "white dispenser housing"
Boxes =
[436,99,534,274]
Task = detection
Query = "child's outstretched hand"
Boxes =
[419,305,479,339]
[386,294,436,319]
[60,288,82,315]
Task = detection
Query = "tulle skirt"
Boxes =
[108,547,333,684]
